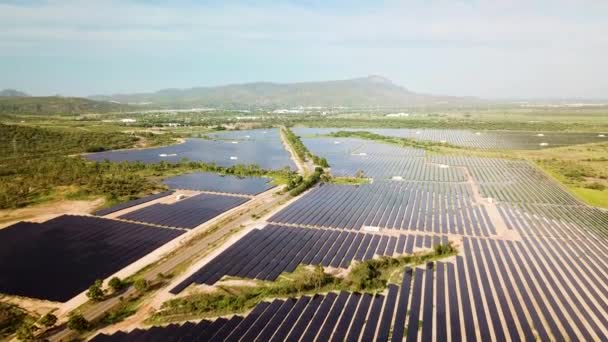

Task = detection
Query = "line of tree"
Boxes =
[282,127,329,168]
[289,167,324,196]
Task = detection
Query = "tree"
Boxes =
[133,279,149,293]
[15,323,37,341]
[108,277,125,292]
[67,313,89,332]
[86,279,105,301]
[39,312,57,327]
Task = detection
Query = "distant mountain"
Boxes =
[0,96,137,115]
[0,89,29,97]
[90,76,479,108]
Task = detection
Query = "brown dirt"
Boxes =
[0,295,60,317]
[0,198,104,229]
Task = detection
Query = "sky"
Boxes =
[0,0,607,98]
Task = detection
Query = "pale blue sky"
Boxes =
[1,0,607,98]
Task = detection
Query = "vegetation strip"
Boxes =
[148,243,456,324]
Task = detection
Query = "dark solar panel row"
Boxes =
[0,215,184,302]
[170,224,449,293]
[269,181,494,236]
[96,262,440,342]
[92,292,381,341]
[163,172,274,195]
[94,191,174,216]
[296,127,604,150]
[119,193,249,229]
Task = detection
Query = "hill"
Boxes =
[90,76,479,109]
[0,96,137,115]
[0,89,29,97]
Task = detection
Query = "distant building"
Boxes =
[120,118,136,123]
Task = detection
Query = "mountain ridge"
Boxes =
[0,89,30,97]
[90,76,479,108]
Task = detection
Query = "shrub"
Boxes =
[0,303,28,337]
[108,277,125,292]
[434,242,456,256]
[67,313,89,332]
[585,182,606,191]
[15,323,36,341]
[133,279,149,293]
[38,313,57,327]
[347,259,387,291]
[85,146,107,153]
[86,279,105,301]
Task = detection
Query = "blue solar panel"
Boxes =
[163,172,274,195]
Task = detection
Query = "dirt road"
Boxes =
[47,190,290,341]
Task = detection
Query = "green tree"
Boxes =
[15,323,36,341]
[38,312,57,327]
[86,279,105,301]
[108,277,125,292]
[67,313,89,332]
[133,279,149,293]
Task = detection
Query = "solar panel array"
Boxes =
[95,263,441,342]
[119,193,249,229]
[94,226,608,341]
[302,137,463,180]
[80,130,608,340]
[269,181,495,236]
[170,224,448,293]
[163,172,274,195]
[94,191,174,216]
[86,129,295,170]
[0,215,184,302]
[294,127,606,150]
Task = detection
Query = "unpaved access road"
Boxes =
[47,189,291,342]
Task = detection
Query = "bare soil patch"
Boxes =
[0,198,104,229]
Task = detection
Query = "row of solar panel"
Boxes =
[269,181,495,236]
[170,224,448,293]
[500,202,608,243]
[119,193,249,229]
[295,127,604,150]
[95,263,437,342]
[163,172,274,195]
[0,215,184,302]
[324,153,466,181]
[94,191,174,216]
[95,230,608,342]
[86,133,295,170]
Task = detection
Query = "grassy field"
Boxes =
[522,142,608,208]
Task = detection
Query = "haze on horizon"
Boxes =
[0,0,607,99]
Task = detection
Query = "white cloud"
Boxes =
[0,0,607,97]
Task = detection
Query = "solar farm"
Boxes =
[294,127,607,150]
[2,125,607,341]
[163,172,275,195]
[86,128,296,170]
[138,130,607,341]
